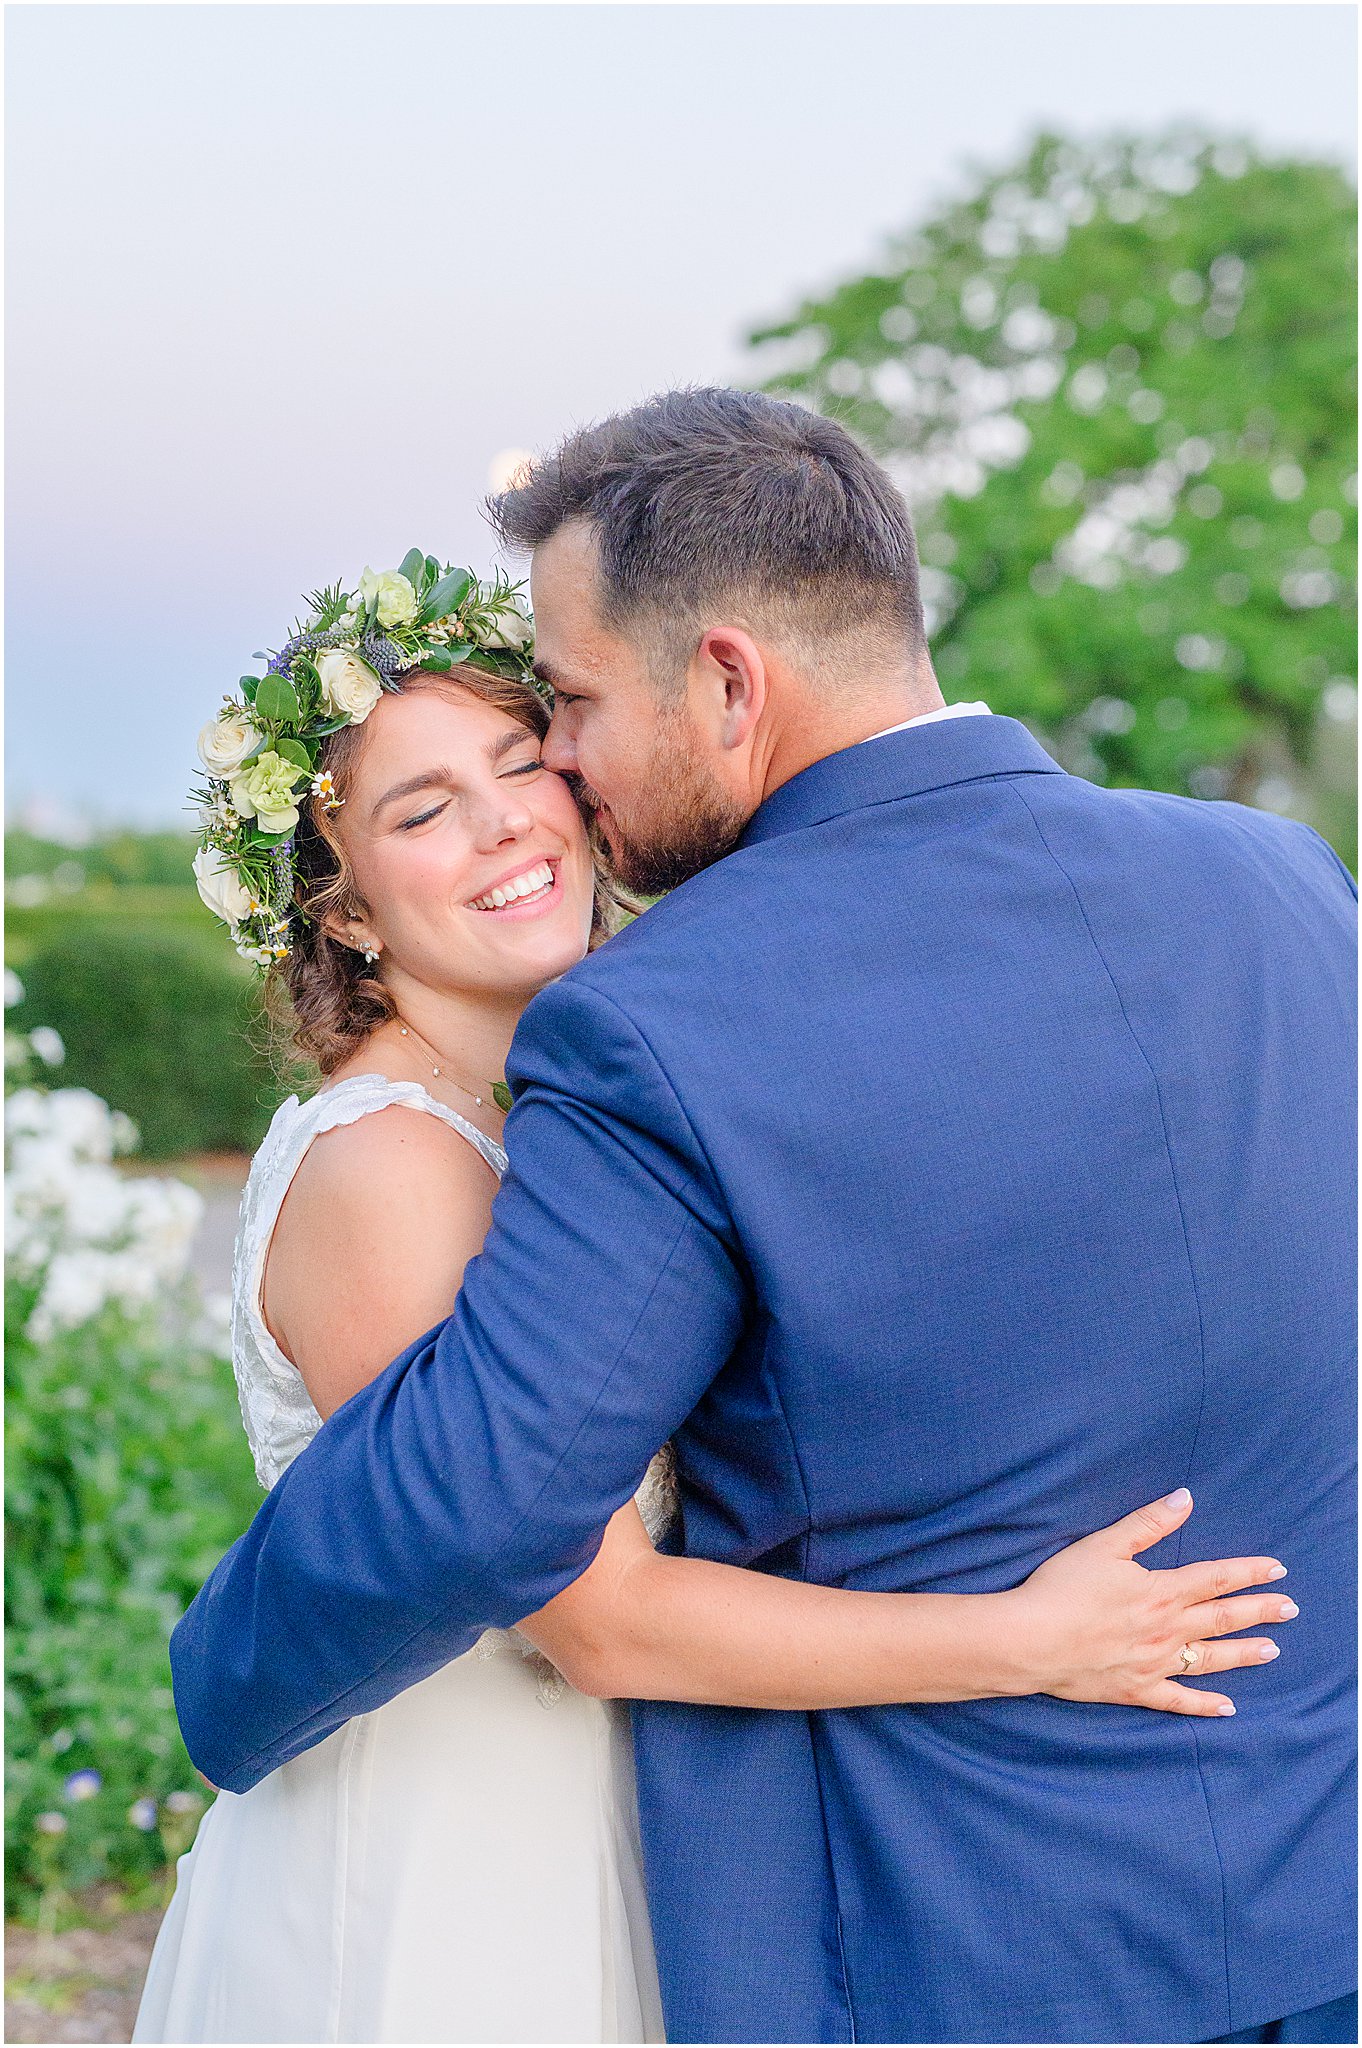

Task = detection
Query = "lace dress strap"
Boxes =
[298,1072,509,1178]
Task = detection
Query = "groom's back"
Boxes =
[593,717,1356,2044]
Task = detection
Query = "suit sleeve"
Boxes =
[170,977,748,1792]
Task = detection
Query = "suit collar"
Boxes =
[739,715,1065,850]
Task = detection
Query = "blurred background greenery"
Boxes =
[3,119,1354,2029]
[753,133,1357,867]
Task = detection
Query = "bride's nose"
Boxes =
[472,791,535,848]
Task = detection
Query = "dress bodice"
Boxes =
[230,1072,677,1532]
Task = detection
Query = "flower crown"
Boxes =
[192,552,537,966]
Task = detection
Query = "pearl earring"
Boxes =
[362,945,378,965]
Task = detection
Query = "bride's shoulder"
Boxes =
[261,1083,497,1378]
[290,1085,495,1222]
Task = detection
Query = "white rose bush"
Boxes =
[6,1085,203,1342]
[191,550,539,973]
[5,978,259,1916]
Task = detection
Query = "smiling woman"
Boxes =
[276,666,636,1080]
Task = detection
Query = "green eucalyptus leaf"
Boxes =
[445,642,474,665]
[306,713,353,738]
[417,647,454,672]
[424,554,441,585]
[254,675,300,725]
[274,738,316,776]
[423,568,473,620]
[398,548,426,586]
[240,675,261,703]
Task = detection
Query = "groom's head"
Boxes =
[490,387,932,893]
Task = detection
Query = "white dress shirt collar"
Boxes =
[860,702,992,746]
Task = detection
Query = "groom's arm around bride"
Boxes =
[173,390,1356,2045]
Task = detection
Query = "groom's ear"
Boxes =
[693,627,767,752]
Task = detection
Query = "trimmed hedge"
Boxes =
[12,926,282,1159]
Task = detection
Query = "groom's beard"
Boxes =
[582,717,749,896]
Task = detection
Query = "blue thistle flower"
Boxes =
[268,624,357,675]
[360,632,407,686]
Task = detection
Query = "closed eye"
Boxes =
[399,801,448,831]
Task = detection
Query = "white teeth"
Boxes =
[469,862,554,912]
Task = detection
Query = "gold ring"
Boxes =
[1177,1644,1200,1672]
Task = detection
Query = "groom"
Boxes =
[174,390,1356,2044]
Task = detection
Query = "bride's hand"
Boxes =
[1001,1488,1297,1717]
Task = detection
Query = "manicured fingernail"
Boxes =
[1163,1487,1192,1508]
[1259,1642,1281,1661]
[1217,1702,1236,1715]
[1278,1600,1299,1619]
[1267,1565,1288,1580]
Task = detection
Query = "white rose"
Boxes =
[197,711,259,776]
[478,591,535,651]
[355,565,419,630]
[193,845,254,927]
[316,648,383,723]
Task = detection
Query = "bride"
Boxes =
[137,561,1290,2044]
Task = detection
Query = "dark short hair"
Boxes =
[489,387,925,657]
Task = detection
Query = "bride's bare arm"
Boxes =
[269,1109,1293,1720]
[520,1492,1291,1718]
[262,1106,498,1420]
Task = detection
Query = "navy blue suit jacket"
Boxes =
[173,717,1357,2043]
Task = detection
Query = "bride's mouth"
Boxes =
[464,857,562,920]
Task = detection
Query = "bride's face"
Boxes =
[332,682,596,1001]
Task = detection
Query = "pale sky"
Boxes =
[6,2,1357,831]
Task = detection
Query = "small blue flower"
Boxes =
[127,1797,158,1832]
[63,1768,102,1802]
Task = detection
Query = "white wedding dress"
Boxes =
[135,1075,669,2045]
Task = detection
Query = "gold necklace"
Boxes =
[391,1013,512,1114]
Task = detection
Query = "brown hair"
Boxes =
[489,386,926,665]
[265,666,636,1078]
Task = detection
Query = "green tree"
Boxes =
[750,132,1356,859]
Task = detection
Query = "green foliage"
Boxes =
[5,894,221,978]
[5,1283,260,1914]
[12,926,280,1159]
[6,829,200,891]
[750,132,1357,858]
